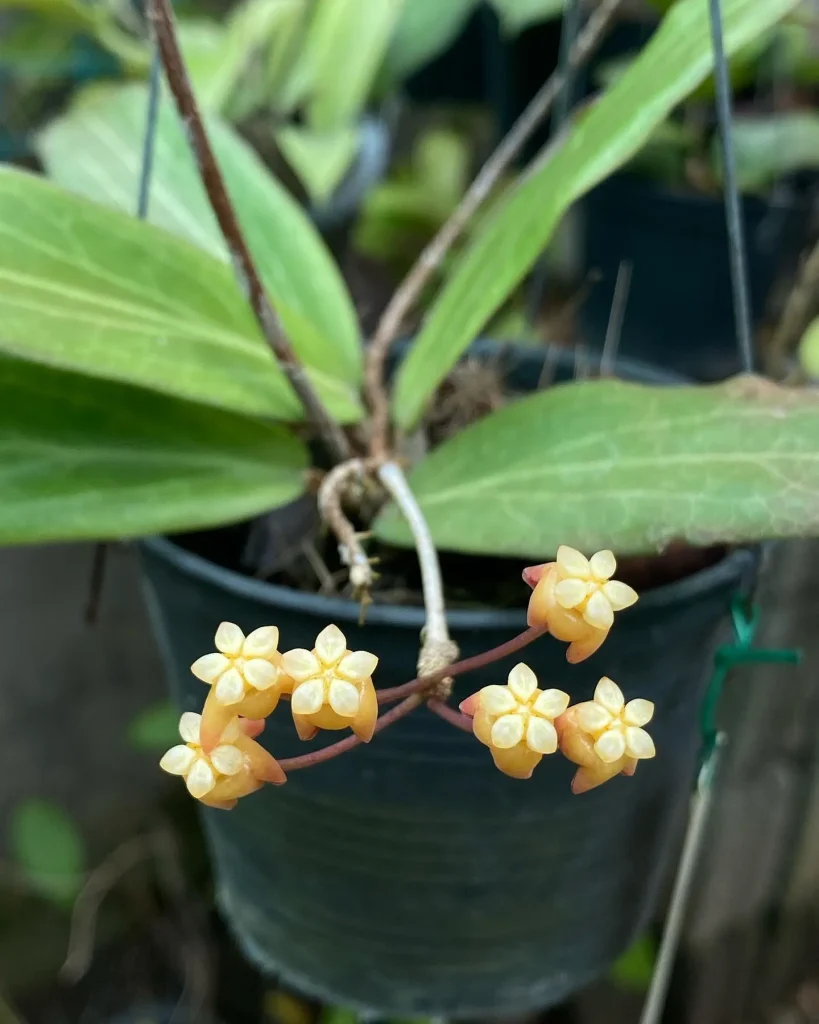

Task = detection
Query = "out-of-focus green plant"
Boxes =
[10,799,85,908]
[354,126,474,275]
[1,0,819,562]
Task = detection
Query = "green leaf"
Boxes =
[276,124,359,205]
[375,376,819,557]
[609,936,657,992]
[0,355,308,543]
[489,0,564,34]
[36,84,363,412]
[10,800,85,907]
[0,0,96,28]
[128,701,180,751]
[723,112,819,192]
[301,0,406,130]
[381,0,476,84]
[391,0,801,430]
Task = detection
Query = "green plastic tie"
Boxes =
[699,597,800,773]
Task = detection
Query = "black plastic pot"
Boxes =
[141,540,756,1017]
[580,174,807,380]
[139,340,758,1015]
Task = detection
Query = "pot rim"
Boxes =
[140,536,759,630]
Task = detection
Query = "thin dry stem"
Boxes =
[150,0,350,464]
[61,836,152,983]
[278,694,422,771]
[317,459,376,595]
[363,0,625,458]
[766,237,819,376]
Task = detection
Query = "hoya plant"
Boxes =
[0,0,817,805]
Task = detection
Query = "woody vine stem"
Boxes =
[149,0,628,766]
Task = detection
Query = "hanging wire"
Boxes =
[708,0,755,373]
[599,259,632,376]
[137,50,162,220]
[524,0,584,330]
[84,46,161,626]
[638,740,725,1024]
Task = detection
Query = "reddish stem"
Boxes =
[375,625,546,704]
[427,700,474,734]
[278,695,421,772]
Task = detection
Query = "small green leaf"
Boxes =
[37,84,363,413]
[276,125,359,205]
[375,376,819,557]
[489,0,564,34]
[609,935,657,992]
[10,800,85,907]
[128,702,180,751]
[381,0,476,84]
[0,166,360,422]
[301,0,405,130]
[722,112,819,192]
[391,0,800,430]
[0,355,308,543]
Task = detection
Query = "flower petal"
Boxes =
[603,580,638,611]
[532,688,570,720]
[214,667,246,705]
[186,758,216,798]
[336,650,378,682]
[215,622,244,656]
[328,678,360,717]
[577,702,612,734]
[178,712,201,744]
[490,713,525,749]
[291,679,324,715]
[526,716,558,754]
[210,744,245,776]
[626,726,656,759]
[191,652,230,684]
[280,648,321,682]
[624,698,654,727]
[595,729,626,764]
[507,663,538,702]
[243,658,278,691]
[554,578,589,609]
[315,624,347,666]
[583,590,614,630]
[589,549,616,582]
[242,625,279,658]
[479,685,518,715]
[160,745,196,775]
[595,677,625,714]
[556,545,591,580]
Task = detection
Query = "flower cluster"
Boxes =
[160,622,380,809]
[460,669,654,787]
[159,546,651,802]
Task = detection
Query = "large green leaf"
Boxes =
[300,0,405,130]
[0,167,361,421]
[392,0,800,430]
[375,376,819,557]
[0,355,308,543]
[10,800,85,907]
[37,84,363,405]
